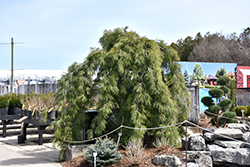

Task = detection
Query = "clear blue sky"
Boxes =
[0,0,250,71]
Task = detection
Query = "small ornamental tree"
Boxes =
[183,69,191,86]
[201,75,236,127]
[52,27,192,156]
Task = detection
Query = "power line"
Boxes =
[0,38,25,93]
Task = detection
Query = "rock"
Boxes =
[185,151,211,162]
[243,132,250,143]
[152,155,182,167]
[181,162,199,167]
[202,128,216,135]
[214,140,245,149]
[195,154,213,167]
[208,144,250,166]
[64,144,90,161]
[214,128,243,139]
[203,132,215,142]
[189,135,206,151]
[227,123,249,133]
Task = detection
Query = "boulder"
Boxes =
[189,136,206,151]
[152,155,182,167]
[227,123,249,133]
[203,132,215,142]
[195,154,213,167]
[208,144,250,166]
[242,132,250,143]
[214,140,245,149]
[64,144,90,161]
[202,128,216,135]
[181,162,199,167]
[214,128,243,139]
[185,151,211,162]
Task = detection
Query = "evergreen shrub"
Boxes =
[234,106,247,116]
[246,105,250,116]
[85,137,123,167]
[208,88,224,98]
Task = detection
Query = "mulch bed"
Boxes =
[61,113,211,167]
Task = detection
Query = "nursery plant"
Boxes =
[0,94,11,108]
[85,137,123,167]
[201,75,236,127]
[52,27,192,155]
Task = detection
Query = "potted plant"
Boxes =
[0,94,11,116]
[8,93,22,116]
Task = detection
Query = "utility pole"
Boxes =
[0,38,25,93]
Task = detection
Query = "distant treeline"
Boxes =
[171,27,250,66]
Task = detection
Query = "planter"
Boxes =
[31,111,40,120]
[8,107,21,116]
[0,108,8,116]
[48,110,57,120]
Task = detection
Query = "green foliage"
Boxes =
[220,86,230,94]
[183,69,191,86]
[246,105,250,116]
[204,85,221,88]
[52,27,192,152]
[218,111,237,126]
[201,97,214,107]
[217,76,230,86]
[229,79,236,111]
[208,105,221,115]
[216,68,227,78]
[0,94,11,108]
[191,63,203,81]
[220,99,232,112]
[234,106,247,116]
[9,94,22,108]
[202,81,233,127]
[208,88,224,99]
[85,137,123,167]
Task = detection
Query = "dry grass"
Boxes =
[123,139,147,166]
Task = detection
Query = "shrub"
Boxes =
[218,111,237,126]
[220,99,232,112]
[246,105,250,116]
[123,138,147,166]
[0,94,11,108]
[9,94,22,108]
[85,137,123,167]
[234,106,247,116]
[217,76,230,86]
[209,88,224,98]
[204,85,221,88]
[153,137,171,150]
[220,86,230,94]
[201,97,214,107]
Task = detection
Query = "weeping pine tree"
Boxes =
[52,27,192,152]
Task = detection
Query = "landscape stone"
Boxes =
[181,162,199,167]
[208,144,250,166]
[188,135,206,151]
[203,132,215,141]
[227,123,249,133]
[185,151,211,162]
[64,144,90,161]
[195,154,213,167]
[152,155,182,167]
[202,127,216,135]
[214,128,243,139]
[214,140,245,149]
[242,132,250,143]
